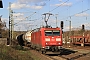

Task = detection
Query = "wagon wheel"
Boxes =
[24,41,27,46]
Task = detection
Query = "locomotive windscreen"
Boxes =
[53,30,60,36]
[45,30,60,36]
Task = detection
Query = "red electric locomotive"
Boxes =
[31,27,63,53]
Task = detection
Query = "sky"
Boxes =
[0,0,90,31]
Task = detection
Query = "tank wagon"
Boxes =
[16,31,32,46]
[31,27,63,53]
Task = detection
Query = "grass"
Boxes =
[0,45,40,60]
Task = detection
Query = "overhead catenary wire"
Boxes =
[37,0,84,20]
[26,0,77,25]
[49,0,69,12]
[88,0,90,9]
[56,0,89,20]
[13,12,36,25]
[14,0,90,30]
[49,0,50,12]
[57,0,84,15]
[82,0,83,11]
[32,0,70,24]
[33,0,90,28]
[61,8,90,20]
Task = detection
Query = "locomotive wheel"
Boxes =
[59,49,63,54]
[41,48,46,54]
[51,47,55,52]
[42,51,44,54]
[42,51,46,54]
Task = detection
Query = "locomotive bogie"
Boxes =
[44,46,62,52]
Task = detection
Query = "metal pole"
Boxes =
[11,10,14,42]
[9,2,13,45]
[9,2,11,45]
[69,21,71,37]
[69,20,71,47]
[55,14,58,27]
[66,19,71,47]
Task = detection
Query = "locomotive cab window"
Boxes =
[45,30,52,36]
[53,30,60,36]
[45,30,60,36]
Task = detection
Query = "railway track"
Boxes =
[60,52,89,60]
[46,52,90,60]
[45,48,90,60]
[23,46,90,60]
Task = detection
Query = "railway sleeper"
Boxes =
[62,53,87,60]
[70,53,87,60]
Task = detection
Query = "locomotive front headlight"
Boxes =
[56,38,61,41]
[46,43,48,45]
[58,43,61,44]
[45,38,50,41]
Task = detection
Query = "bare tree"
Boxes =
[0,15,7,37]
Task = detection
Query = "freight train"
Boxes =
[16,31,32,46]
[16,27,63,53]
